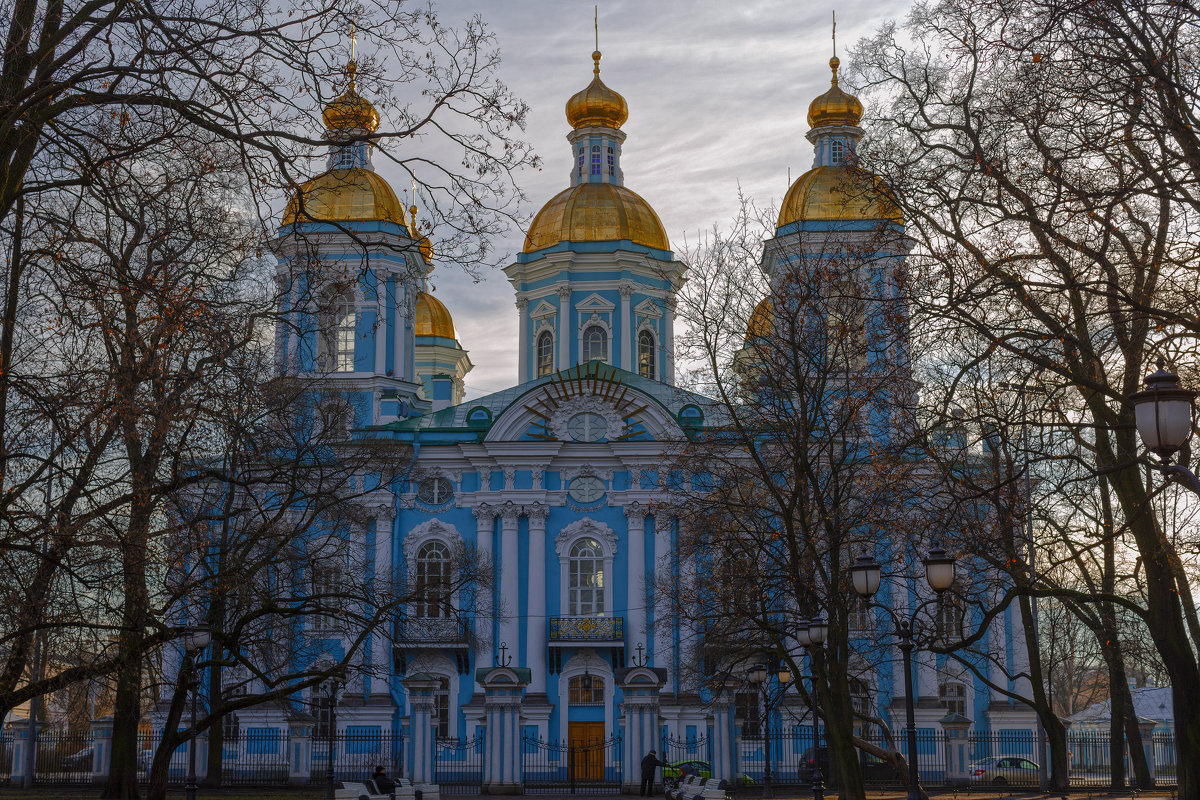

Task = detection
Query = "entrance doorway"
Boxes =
[568,721,604,781]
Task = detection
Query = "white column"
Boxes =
[988,586,1010,703]
[516,297,529,381]
[653,512,674,693]
[1010,602,1033,700]
[499,502,521,657]
[371,506,395,700]
[473,504,496,668]
[526,503,549,692]
[625,503,647,647]
[663,296,677,384]
[619,282,634,371]
[393,280,405,380]
[374,280,387,374]
[557,285,572,370]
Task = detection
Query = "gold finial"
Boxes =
[593,6,601,76]
[347,23,358,88]
[832,11,837,58]
[829,13,840,86]
[409,179,419,230]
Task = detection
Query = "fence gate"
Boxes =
[522,733,623,794]
[661,734,712,772]
[434,735,484,794]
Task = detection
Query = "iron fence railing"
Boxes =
[548,616,625,642]
[522,732,624,794]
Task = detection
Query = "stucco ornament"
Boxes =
[549,395,624,441]
[555,517,618,556]
[403,518,464,562]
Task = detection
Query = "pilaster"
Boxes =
[498,502,521,654]
[473,504,497,669]
[525,503,549,693]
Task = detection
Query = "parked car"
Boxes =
[61,746,93,770]
[969,756,1039,785]
[797,747,898,785]
[663,760,753,787]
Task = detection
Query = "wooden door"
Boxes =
[568,721,605,782]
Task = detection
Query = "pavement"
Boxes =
[0,790,1184,800]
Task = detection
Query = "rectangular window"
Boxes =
[607,147,615,176]
[310,565,343,631]
[590,146,601,176]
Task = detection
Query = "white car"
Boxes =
[969,755,1039,785]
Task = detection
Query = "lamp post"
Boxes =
[795,617,827,800]
[323,677,342,800]
[181,626,212,800]
[849,547,956,800]
[748,659,791,798]
[1130,358,1200,495]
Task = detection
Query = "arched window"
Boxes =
[583,325,608,363]
[939,680,967,715]
[568,538,605,616]
[332,296,357,372]
[568,674,605,705]
[537,331,555,377]
[590,145,601,176]
[830,140,845,165]
[637,330,656,379]
[415,541,451,619]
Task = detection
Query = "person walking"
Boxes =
[640,749,667,796]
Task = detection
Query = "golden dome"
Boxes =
[523,182,669,253]
[322,63,381,133]
[807,57,863,129]
[415,291,456,339]
[283,168,405,226]
[565,51,629,130]
[777,165,903,226]
[746,296,773,342]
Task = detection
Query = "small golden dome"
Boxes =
[778,165,903,226]
[322,63,381,133]
[807,56,863,129]
[415,291,456,339]
[283,168,405,226]
[523,182,669,253]
[565,51,629,130]
[746,296,773,342]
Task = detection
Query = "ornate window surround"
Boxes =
[407,652,462,740]
[404,519,465,617]
[559,649,615,734]
[555,517,617,618]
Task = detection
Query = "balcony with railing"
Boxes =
[394,617,470,647]
[548,615,625,645]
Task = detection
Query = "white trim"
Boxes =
[403,518,464,562]
[556,518,617,617]
[406,653,461,741]
[575,293,616,313]
[559,650,616,736]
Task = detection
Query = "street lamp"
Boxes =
[1130,358,1200,494]
[323,676,343,800]
[181,626,212,800]
[796,616,826,800]
[748,657,791,799]
[849,548,956,800]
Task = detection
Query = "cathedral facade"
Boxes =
[178,41,1039,787]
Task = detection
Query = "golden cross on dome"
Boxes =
[832,11,837,58]
[594,5,599,51]
[350,23,357,62]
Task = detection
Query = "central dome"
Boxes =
[778,166,902,226]
[523,182,669,253]
[283,168,405,226]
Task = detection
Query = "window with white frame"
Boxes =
[637,329,656,379]
[568,538,605,616]
[936,590,966,642]
[331,296,357,372]
[849,596,873,631]
[434,675,451,739]
[568,673,605,705]
[590,145,601,176]
[830,140,845,165]
[849,677,871,716]
[578,147,585,179]
[310,564,343,631]
[607,146,615,176]
[939,680,967,715]
[415,541,452,618]
[537,331,555,377]
[583,325,608,363]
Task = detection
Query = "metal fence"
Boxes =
[434,735,484,794]
[3,728,404,787]
[522,732,624,794]
[734,729,1180,789]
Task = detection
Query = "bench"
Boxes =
[335,782,389,800]
[687,778,728,800]
[396,777,440,800]
[665,775,702,800]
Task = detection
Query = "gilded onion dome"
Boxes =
[777,166,902,226]
[745,296,773,342]
[415,291,456,339]
[283,169,406,226]
[523,182,669,253]
[322,62,381,133]
[807,57,863,128]
[565,51,629,130]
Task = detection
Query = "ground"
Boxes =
[0,791,1180,800]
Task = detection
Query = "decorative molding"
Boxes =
[403,518,464,562]
[548,396,624,442]
[515,297,529,312]
[499,500,521,525]
[575,293,616,313]
[525,502,549,524]
[618,282,636,299]
[472,503,496,522]
[562,648,611,676]
[623,501,645,520]
[555,517,618,557]
[532,469,544,490]
[503,466,516,491]
[562,463,614,483]
[556,284,572,301]
[530,299,558,319]
[633,297,662,318]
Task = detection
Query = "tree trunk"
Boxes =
[144,665,190,800]
[1105,650,1127,789]
[1017,587,1069,788]
[202,642,223,788]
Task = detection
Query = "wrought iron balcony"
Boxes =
[395,618,470,646]
[548,615,625,643]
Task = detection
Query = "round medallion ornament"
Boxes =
[417,476,454,505]
[567,476,606,503]
[568,412,607,442]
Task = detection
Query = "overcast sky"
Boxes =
[408,0,909,399]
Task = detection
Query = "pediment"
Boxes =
[634,298,663,318]
[575,293,616,312]
[531,299,558,319]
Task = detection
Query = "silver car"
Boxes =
[969,755,1039,785]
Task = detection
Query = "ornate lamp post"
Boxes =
[849,547,956,800]
[748,658,791,798]
[795,618,827,800]
[1130,358,1200,494]
[323,676,343,800]
[181,626,212,800]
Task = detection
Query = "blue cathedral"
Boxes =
[164,43,1038,790]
